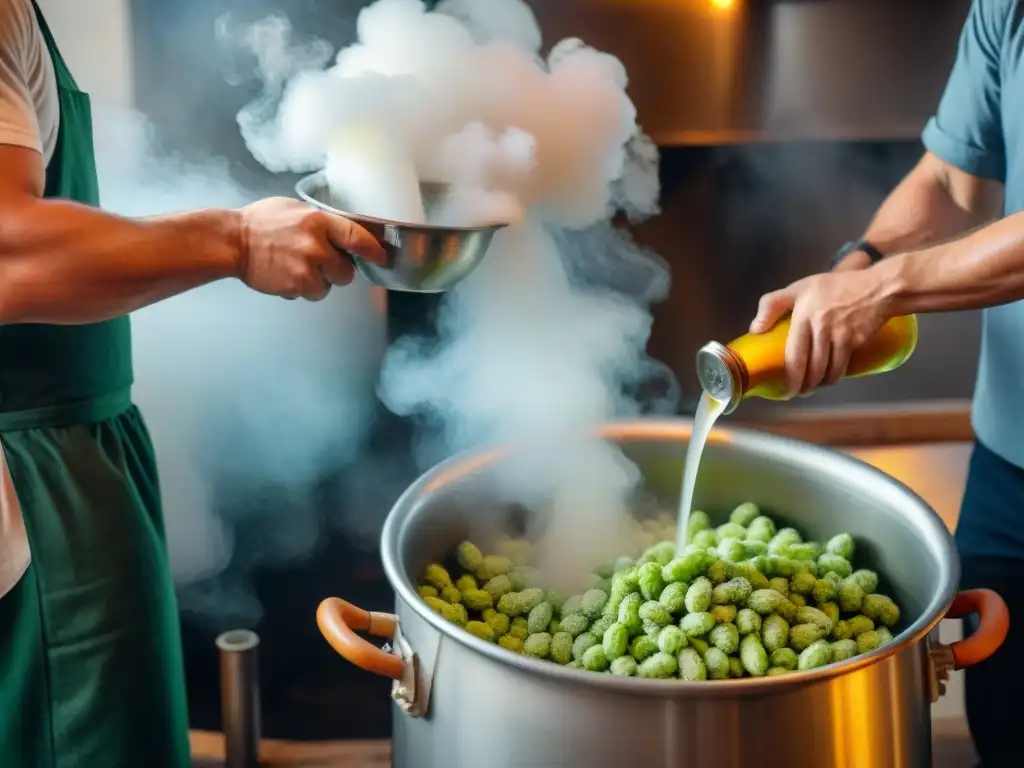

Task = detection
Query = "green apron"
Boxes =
[0,5,191,767]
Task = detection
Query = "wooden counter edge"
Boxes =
[189,730,391,767]
[735,400,973,447]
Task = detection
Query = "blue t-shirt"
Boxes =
[922,0,1024,471]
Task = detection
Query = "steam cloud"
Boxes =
[230,0,677,586]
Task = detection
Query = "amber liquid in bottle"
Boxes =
[695,314,919,413]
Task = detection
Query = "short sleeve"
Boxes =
[0,0,42,155]
[922,0,1014,182]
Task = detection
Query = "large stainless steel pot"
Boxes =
[317,419,1008,767]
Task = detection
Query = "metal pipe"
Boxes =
[216,629,261,768]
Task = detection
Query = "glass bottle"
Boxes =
[695,314,919,414]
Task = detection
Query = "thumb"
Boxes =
[323,214,388,265]
[750,288,796,333]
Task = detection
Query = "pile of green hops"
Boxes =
[415,503,901,680]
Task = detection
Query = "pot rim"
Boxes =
[381,418,960,698]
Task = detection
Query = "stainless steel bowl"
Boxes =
[295,172,508,293]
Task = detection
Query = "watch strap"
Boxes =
[830,239,885,270]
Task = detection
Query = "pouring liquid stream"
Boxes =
[675,391,728,552]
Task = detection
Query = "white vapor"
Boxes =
[92,105,385,625]
[229,0,678,588]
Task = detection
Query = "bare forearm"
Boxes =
[879,210,1024,314]
[0,198,241,325]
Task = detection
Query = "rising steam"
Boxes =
[231,0,677,586]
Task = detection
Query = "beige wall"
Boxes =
[36,0,134,108]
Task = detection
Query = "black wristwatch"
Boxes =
[829,239,886,270]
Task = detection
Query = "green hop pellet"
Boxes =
[790,593,807,608]
[581,589,609,619]
[518,588,545,612]
[509,617,529,640]
[790,571,816,596]
[485,612,510,637]
[830,639,857,662]
[817,553,852,579]
[740,633,769,677]
[711,605,738,624]
[528,602,554,634]
[769,647,798,670]
[441,585,463,604]
[712,577,753,606]
[705,646,731,679]
[785,542,823,562]
[603,623,630,660]
[746,516,777,543]
[717,522,747,542]
[717,539,746,562]
[729,502,760,527]
[638,562,666,601]
[423,596,448,615]
[465,621,495,641]
[705,560,729,585]
[610,656,638,676]
[685,577,714,613]
[545,590,566,612]
[639,541,676,567]
[613,555,635,573]
[812,578,838,605]
[765,556,800,578]
[618,593,644,635]
[572,632,599,661]
[850,569,879,594]
[769,528,802,554]
[629,633,658,662]
[826,533,855,561]
[796,606,834,635]
[455,574,478,593]
[862,594,900,628]
[762,614,790,652]
[728,657,744,678]
[729,563,771,590]
[766,666,790,676]
[798,639,833,670]
[462,588,493,612]
[495,538,533,566]
[856,630,881,654]
[747,589,797,621]
[640,601,673,634]
[456,541,484,572]
[508,565,543,590]
[742,540,769,559]
[424,564,453,591]
[594,562,616,579]
[548,619,561,634]
[523,632,552,658]
[483,575,513,600]
[821,571,842,588]
[658,581,689,615]
[496,592,522,617]
[709,622,740,655]
[819,601,840,625]
[550,632,574,664]
[444,603,468,626]
[561,595,584,616]
[680,611,716,637]
[876,626,894,646]
[589,614,616,639]
[582,644,610,672]
[768,577,789,597]
[687,510,712,537]
[559,613,590,637]
[657,625,689,655]
[847,615,875,637]
[736,609,762,635]
[788,623,824,652]
[475,555,512,581]
[498,634,524,653]
[417,585,439,599]
[662,551,706,584]
[837,579,865,613]
[638,651,678,679]
[691,529,719,549]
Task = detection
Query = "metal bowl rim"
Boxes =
[379,417,960,699]
[296,172,509,235]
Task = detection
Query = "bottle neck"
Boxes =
[695,342,748,414]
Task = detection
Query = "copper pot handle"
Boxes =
[316,597,406,680]
[943,588,1009,669]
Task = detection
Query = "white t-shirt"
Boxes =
[0,0,60,598]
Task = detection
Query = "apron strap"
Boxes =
[29,0,79,91]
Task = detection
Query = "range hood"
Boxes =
[529,0,970,145]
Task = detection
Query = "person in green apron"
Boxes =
[0,3,385,766]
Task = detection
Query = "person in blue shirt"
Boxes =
[751,1,1021,764]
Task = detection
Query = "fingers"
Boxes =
[802,319,832,394]
[750,287,796,333]
[784,317,811,398]
[320,213,388,265]
[824,337,850,387]
[318,235,357,287]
